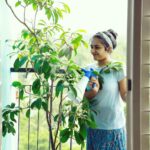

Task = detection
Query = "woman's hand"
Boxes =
[89,77,100,91]
[84,77,100,100]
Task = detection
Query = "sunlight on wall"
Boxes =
[61,0,127,37]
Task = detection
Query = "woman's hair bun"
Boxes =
[93,29,118,49]
[107,29,118,40]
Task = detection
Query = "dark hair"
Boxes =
[93,29,118,49]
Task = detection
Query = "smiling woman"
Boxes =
[81,29,127,149]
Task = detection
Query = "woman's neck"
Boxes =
[98,57,111,67]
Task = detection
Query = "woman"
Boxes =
[83,29,127,150]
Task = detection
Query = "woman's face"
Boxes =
[90,37,110,61]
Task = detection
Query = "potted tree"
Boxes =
[2,0,96,149]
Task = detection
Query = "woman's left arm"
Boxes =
[118,78,127,101]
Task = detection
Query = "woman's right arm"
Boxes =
[84,77,100,100]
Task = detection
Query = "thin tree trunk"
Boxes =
[54,92,63,146]
[46,80,55,150]
[70,135,73,150]
[49,80,55,150]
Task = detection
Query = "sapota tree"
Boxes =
[2,0,97,149]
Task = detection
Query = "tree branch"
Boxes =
[5,0,32,34]
[46,90,55,150]
[48,80,55,150]
[23,6,26,22]
[54,92,63,146]
[33,8,38,33]
[5,0,39,46]
[55,142,61,150]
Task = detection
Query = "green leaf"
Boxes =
[61,2,70,13]
[38,20,46,26]
[10,113,16,122]
[12,45,16,49]
[86,119,97,128]
[32,79,41,94]
[10,103,15,108]
[53,9,59,24]
[8,124,16,135]
[19,89,24,100]
[31,55,41,62]
[60,31,69,39]
[81,40,88,48]
[66,50,72,60]
[42,101,48,111]
[34,59,43,73]
[60,128,70,143]
[70,85,77,97]
[14,110,20,116]
[56,8,63,19]
[20,44,26,50]
[61,113,66,125]
[14,57,28,71]
[15,1,21,7]
[42,60,51,74]
[69,115,74,123]
[2,121,7,136]
[45,8,52,20]
[40,45,50,53]
[12,81,22,88]
[26,109,30,118]
[2,110,11,118]
[22,30,29,39]
[104,69,110,73]
[55,80,64,97]
[71,35,82,53]
[98,74,104,90]
[74,131,84,145]
[54,114,59,122]
[19,56,28,67]
[71,106,77,113]
[58,48,67,57]
[32,3,38,10]
[16,41,22,49]
[14,58,20,71]
[79,124,87,139]
[76,29,87,33]
[31,98,42,110]
[29,37,36,45]
[71,35,82,44]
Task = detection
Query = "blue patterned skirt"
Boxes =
[86,128,126,150]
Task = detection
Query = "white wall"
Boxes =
[0,1,22,150]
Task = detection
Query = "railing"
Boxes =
[10,68,84,150]
[17,85,49,150]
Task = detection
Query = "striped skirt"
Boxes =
[86,127,126,150]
